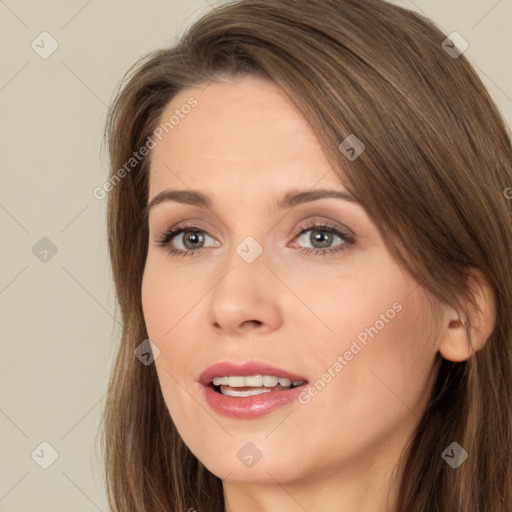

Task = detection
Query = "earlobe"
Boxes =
[438,269,496,362]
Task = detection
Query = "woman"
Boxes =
[101,0,512,510]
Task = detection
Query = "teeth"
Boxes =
[220,387,273,397]
[262,375,279,387]
[227,376,245,387]
[212,375,304,388]
[245,375,263,386]
[212,376,230,386]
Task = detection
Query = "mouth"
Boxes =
[198,361,309,418]
[208,375,308,397]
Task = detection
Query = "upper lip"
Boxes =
[199,360,308,386]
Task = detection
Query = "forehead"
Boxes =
[148,77,343,197]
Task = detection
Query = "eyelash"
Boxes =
[154,222,356,258]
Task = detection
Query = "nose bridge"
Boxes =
[206,234,283,333]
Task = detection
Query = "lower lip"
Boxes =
[200,383,307,419]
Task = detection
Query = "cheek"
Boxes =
[141,261,191,393]
[293,262,438,435]
[308,287,438,438]
[287,296,438,478]
[282,256,422,364]
[141,264,203,438]
[141,267,188,376]
[141,256,199,338]
[141,257,205,389]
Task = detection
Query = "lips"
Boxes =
[197,360,309,418]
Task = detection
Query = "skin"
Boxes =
[141,76,490,512]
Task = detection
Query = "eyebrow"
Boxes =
[145,188,359,215]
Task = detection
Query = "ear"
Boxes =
[438,269,496,362]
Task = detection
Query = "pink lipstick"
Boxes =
[198,361,308,419]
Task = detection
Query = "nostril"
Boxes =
[243,320,263,327]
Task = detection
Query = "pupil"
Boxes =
[183,230,204,249]
[311,230,333,248]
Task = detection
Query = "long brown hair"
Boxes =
[100,0,512,510]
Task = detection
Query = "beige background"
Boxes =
[1,1,511,510]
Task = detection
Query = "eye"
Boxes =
[155,223,218,257]
[290,222,355,256]
[154,221,355,258]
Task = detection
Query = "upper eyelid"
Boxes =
[161,220,347,236]
[154,213,352,233]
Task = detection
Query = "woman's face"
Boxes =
[142,76,441,488]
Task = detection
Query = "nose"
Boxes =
[206,245,284,336]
